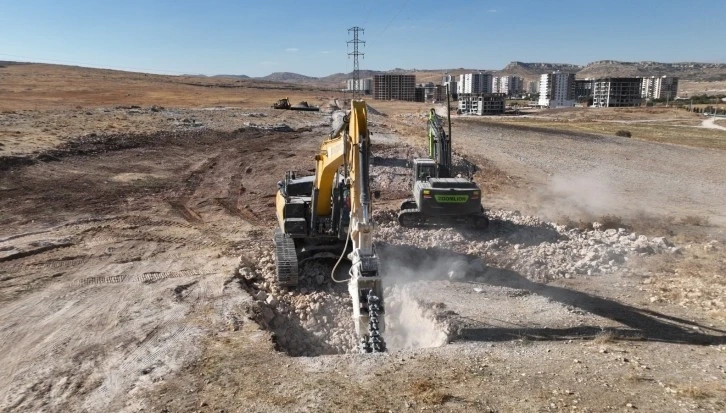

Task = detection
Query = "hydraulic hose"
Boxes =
[331,230,352,283]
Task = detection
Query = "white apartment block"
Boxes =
[492,76,523,96]
[346,78,372,93]
[640,76,678,100]
[457,73,492,95]
[441,74,457,96]
[538,72,576,108]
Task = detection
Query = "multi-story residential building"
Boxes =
[509,76,523,96]
[373,74,416,101]
[457,73,492,95]
[414,87,425,102]
[592,77,642,107]
[345,78,372,94]
[575,79,594,99]
[458,93,506,115]
[441,74,457,97]
[527,80,539,94]
[415,82,438,102]
[538,72,576,107]
[641,76,679,100]
[414,83,448,103]
[492,76,523,96]
[433,85,447,102]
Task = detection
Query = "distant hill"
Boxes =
[212,74,250,79]
[258,72,318,83]
[320,70,382,85]
[253,60,726,89]
[577,61,726,81]
[498,61,584,82]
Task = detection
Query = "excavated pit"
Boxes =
[237,203,679,357]
[236,244,453,356]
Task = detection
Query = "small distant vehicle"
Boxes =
[272,97,320,111]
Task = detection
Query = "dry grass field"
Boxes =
[0,63,340,111]
[679,80,726,96]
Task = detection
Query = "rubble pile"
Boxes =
[238,250,358,356]
[374,208,678,282]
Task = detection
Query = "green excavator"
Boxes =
[398,88,488,229]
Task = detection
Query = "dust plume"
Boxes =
[534,170,629,221]
[378,244,477,350]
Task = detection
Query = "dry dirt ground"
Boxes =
[1,64,725,412]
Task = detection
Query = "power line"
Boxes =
[375,0,411,39]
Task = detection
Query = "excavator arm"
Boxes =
[307,100,385,352]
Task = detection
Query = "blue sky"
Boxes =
[1,0,724,77]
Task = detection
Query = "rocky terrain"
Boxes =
[0,64,724,411]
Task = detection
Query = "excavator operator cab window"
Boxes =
[417,164,436,181]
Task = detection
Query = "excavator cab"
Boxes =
[414,159,437,181]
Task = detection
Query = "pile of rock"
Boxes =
[373,208,678,282]
[238,252,357,356]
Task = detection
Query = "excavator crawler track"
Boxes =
[397,208,425,228]
[274,229,298,287]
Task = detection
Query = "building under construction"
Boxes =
[592,77,642,107]
[373,74,416,101]
[458,93,506,115]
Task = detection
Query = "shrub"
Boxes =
[615,130,632,138]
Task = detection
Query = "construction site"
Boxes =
[0,57,724,412]
[1,9,726,408]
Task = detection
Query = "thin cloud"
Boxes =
[320,50,333,54]
[488,9,497,13]
[285,48,299,52]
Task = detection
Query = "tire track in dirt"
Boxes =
[77,270,216,286]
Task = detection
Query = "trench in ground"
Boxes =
[235,249,453,357]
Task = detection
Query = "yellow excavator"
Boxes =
[274,100,384,352]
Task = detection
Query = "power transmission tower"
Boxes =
[347,26,365,98]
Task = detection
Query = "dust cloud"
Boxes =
[534,170,630,221]
[379,245,475,350]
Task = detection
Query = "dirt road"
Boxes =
[453,118,726,227]
[702,116,726,131]
[1,106,725,412]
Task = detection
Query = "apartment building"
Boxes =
[345,78,372,94]
[373,74,416,101]
[442,74,457,98]
[641,76,679,100]
[538,72,576,107]
[457,73,492,95]
[527,80,539,94]
[575,79,594,99]
[492,75,523,96]
[592,77,642,107]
